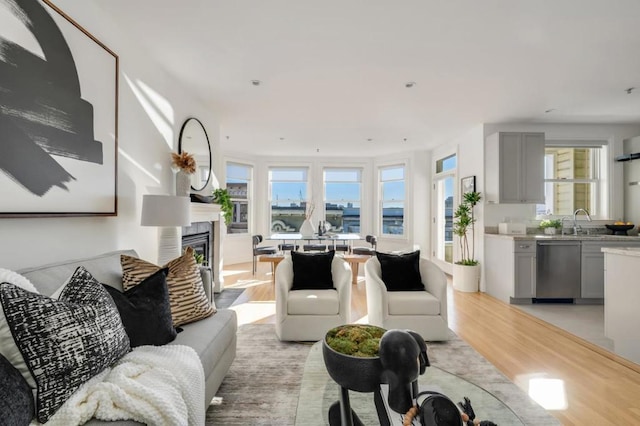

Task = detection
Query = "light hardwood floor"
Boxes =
[222,261,640,425]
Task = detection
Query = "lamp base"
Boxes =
[158,226,182,265]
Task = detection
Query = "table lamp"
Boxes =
[141,194,192,265]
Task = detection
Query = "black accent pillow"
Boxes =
[291,250,335,290]
[376,250,424,291]
[0,266,131,423]
[104,267,177,347]
[0,353,34,426]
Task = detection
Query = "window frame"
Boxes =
[323,167,363,234]
[225,161,252,235]
[378,163,406,237]
[536,142,608,219]
[268,166,310,234]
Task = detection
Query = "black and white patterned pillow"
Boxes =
[0,266,130,423]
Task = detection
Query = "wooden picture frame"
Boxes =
[0,0,118,217]
[461,175,476,200]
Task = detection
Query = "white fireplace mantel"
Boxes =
[191,202,221,223]
[189,202,224,293]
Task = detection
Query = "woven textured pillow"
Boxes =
[0,266,130,423]
[121,247,215,326]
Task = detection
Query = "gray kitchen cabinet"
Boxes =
[485,236,536,304]
[514,241,536,299]
[581,241,640,300]
[485,132,545,204]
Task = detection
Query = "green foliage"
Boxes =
[212,188,233,226]
[325,324,386,357]
[453,190,482,265]
[193,251,205,265]
[539,219,562,229]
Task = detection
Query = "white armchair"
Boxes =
[364,256,449,341]
[275,255,352,341]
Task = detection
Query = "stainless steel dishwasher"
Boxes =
[536,241,581,299]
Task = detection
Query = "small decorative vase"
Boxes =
[544,228,557,235]
[300,219,315,238]
[176,170,191,196]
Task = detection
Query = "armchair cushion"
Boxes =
[388,291,441,315]
[291,250,335,290]
[375,250,424,291]
[287,289,340,315]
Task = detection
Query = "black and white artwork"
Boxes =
[0,0,117,216]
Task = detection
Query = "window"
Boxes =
[226,162,251,234]
[379,165,405,236]
[536,144,607,217]
[269,167,309,233]
[324,168,362,233]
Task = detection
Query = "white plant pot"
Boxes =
[544,228,557,235]
[453,263,481,293]
[300,219,315,238]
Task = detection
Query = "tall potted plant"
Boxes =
[452,190,482,292]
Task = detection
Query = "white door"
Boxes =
[432,154,456,274]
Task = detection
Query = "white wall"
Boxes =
[0,1,221,270]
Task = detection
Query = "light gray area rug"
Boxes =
[206,325,559,425]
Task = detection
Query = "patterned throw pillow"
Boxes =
[121,247,215,326]
[0,266,131,423]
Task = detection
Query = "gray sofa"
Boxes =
[18,249,237,425]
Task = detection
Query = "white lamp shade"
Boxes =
[141,195,191,227]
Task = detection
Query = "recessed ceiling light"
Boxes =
[251,80,261,86]
[405,82,416,88]
[367,138,373,142]
[626,87,635,94]
[279,137,285,141]
[403,138,408,142]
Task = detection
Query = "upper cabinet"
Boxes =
[485,132,545,204]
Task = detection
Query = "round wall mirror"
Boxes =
[178,117,212,192]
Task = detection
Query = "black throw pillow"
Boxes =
[291,250,335,290]
[104,267,177,347]
[376,250,424,291]
[0,353,34,426]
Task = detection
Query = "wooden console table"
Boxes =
[259,254,370,284]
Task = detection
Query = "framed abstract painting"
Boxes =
[0,0,118,216]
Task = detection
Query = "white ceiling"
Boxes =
[94,0,640,157]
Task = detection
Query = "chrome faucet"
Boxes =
[560,216,572,236]
[573,209,592,235]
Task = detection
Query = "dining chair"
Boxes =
[252,235,278,275]
[352,235,377,256]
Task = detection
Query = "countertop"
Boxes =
[485,233,640,241]
[601,247,640,256]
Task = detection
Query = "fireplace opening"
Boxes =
[182,222,213,268]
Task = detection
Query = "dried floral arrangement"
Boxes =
[304,200,315,220]
[171,151,196,174]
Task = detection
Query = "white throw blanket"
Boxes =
[31,345,205,426]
